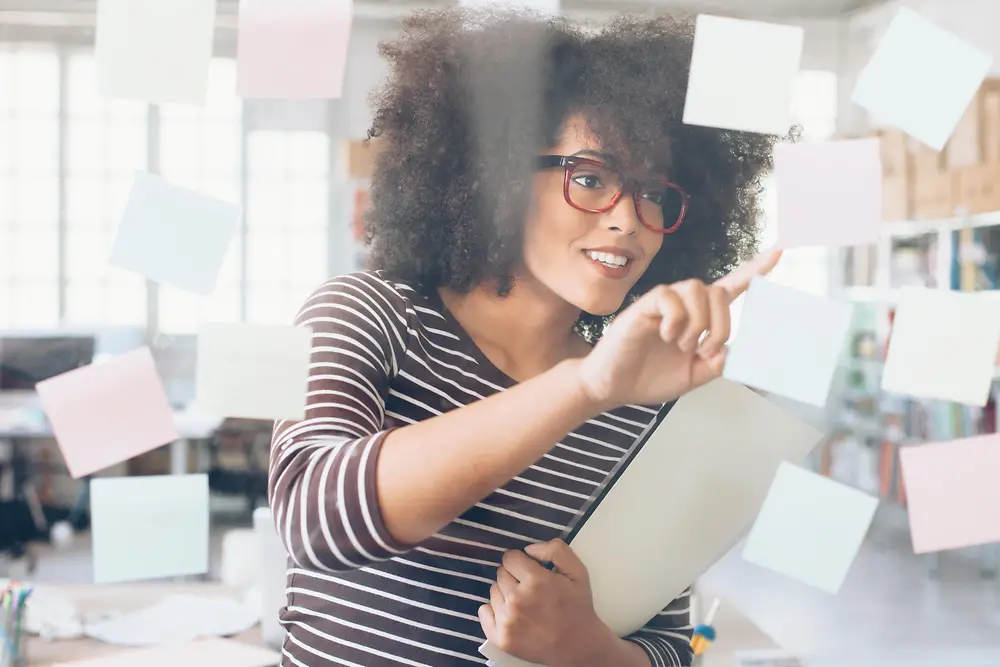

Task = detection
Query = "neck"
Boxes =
[439,275,586,382]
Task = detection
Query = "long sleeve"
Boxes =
[268,272,413,572]
[623,588,694,666]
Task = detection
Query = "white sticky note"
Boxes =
[95,0,217,105]
[683,15,804,135]
[724,278,853,407]
[851,7,993,151]
[110,171,240,296]
[91,475,209,584]
[882,287,1000,406]
[237,0,354,99]
[742,462,878,594]
[195,322,312,421]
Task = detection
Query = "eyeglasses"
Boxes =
[536,155,689,234]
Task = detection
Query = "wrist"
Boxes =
[551,617,623,667]
[558,357,616,416]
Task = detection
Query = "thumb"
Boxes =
[689,347,727,389]
[525,539,587,580]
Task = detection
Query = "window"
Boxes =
[63,53,148,325]
[245,131,329,325]
[157,59,244,333]
[0,44,60,328]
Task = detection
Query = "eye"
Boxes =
[571,172,604,189]
[640,189,666,206]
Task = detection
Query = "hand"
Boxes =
[577,250,781,409]
[479,539,610,667]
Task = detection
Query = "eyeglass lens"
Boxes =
[567,162,685,230]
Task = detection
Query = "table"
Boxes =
[26,582,266,666]
[25,582,777,667]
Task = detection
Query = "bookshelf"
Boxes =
[826,209,1000,578]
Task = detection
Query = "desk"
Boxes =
[26,582,266,666]
[24,582,777,667]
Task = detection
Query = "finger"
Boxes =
[699,286,731,357]
[490,582,507,612]
[501,549,545,583]
[524,539,587,581]
[653,287,688,344]
[673,281,710,353]
[690,347,728,388]
[497,566,519,598]
[478,604,497,640]
[713,249,782,301]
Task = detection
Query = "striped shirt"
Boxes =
[269,270,694,667]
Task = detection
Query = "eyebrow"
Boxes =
[570,149,616,163]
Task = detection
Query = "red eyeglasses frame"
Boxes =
[536,154,689,234]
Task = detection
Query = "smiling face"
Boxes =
[521,114,669,317]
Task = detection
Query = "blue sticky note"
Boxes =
[91,474,209,584]
[724,278,854,407]
[741,462,878,594]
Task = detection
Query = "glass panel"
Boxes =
[14,117,59,174]
[14,50,58,114]
[246,230,285,283]
[11,284,58,328]
[13,231,59,280]
[17,179,59,224]
[65,229,113,281]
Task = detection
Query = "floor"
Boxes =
[10,504,1000,665]
[698,503,1000,663]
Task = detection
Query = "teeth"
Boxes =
[586,251,628,267]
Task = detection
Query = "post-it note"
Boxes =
[851,7,993,151]
[775,138,882,248]
[95,0,217,105]
[683,15,804,135]
[36,348,179,479]
[723,278,853,407]
[881,287,1000,406]
[91,475,209,584]
[53,638,280,667]
[741,462,878,594]
[195,322,312,421]
[110,171,240,296]
[237,0,354,99]
[900,434,1000,553]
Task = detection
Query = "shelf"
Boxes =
[880,209,1000,239]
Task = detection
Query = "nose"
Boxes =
[602,193,642,235]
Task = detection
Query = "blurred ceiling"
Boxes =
[0,0,895,24]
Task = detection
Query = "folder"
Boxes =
[481,379,823,666]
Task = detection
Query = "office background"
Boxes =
[3,0,1000,665]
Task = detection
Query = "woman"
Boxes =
[270,9,781,667]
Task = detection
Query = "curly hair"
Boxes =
[365,9,783,337]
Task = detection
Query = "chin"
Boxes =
[576,293,627,318]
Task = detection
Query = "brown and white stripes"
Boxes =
[269,270,694,666]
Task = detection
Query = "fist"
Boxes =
[479,539,604,667]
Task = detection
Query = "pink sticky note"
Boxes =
[37,348,179,479]
[900,434,1000,554]
[237,0,353,99]
[774,138,882,249]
